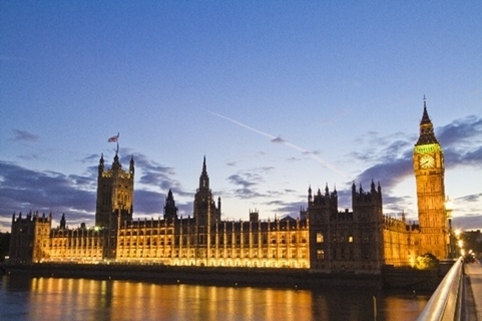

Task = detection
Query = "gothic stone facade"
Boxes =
[9,102,448,273]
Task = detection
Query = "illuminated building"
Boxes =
[9,101,449,272]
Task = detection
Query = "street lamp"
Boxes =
[445,196,454,259]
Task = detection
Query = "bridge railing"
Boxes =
[416,257,463,321]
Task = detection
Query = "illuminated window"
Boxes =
[348,236,353,243]
[316,249,324,260]
[316,232,324,243]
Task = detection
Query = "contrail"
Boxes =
[206,109,350,179]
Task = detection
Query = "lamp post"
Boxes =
[445,196,454,259]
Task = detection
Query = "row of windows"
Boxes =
[117,249,308,259]
[316,249,371,260]
[49,250,102,256]
[119,229,305,237]
[118,235,308,247]
[316,232,355,243]
[51,240,103,247]
[119,230,174,236]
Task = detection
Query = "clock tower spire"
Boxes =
[413,98,447,259]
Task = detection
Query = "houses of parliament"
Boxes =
[9,102,450,273]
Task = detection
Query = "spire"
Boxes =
[199,156,209,189]
[112,150,121,170]
[98,153,105,175]
[129,155,135,174]
[420,95,431,126]
[416,97,439,146]
[166,189,174,203]
[60,213,66,229]
[163,189,179,222]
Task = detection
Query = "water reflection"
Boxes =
[0,275,428,321]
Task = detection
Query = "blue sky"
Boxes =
[1,1,481,232]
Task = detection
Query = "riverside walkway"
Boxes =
[464,260,482,320]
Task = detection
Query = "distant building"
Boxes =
[9,101,449,272]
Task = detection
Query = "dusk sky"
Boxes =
[1,2,481,232]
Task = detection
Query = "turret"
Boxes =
[60,213,66,229]
[164,189,178,223]
[98,153,104,175]
[199,156,209,189]
[112,152,121,171]
[217,196,221,214]
[129,155,135,175]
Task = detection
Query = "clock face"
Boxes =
[420,155,435,169]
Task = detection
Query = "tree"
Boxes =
[415,253,439,270]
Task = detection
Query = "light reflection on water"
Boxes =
[0,275,428,321]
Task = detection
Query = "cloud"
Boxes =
[226,166,276,200]
[117,150,193,197]
[133,190,164,216]
[264,200,305,218]
[437,115,482,169]
[0,161,96,230]
[437,115,482,147]
[228,174,256,188]
[12,129,39,142]
[133,188,194,217]
[454,215,482,231]
[0,149,195,231]
[352,114,482,189]
[356,154,413,190]
[347,114,482,227]
[456,193,482,203]
[271,136,285,143]
[227,173,263,199]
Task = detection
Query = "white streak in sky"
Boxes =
[206,109,350,179]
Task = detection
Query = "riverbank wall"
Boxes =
[1,262,446,291]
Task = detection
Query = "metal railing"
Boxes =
[416,257,463,321]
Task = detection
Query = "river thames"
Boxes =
[1,275,429,321]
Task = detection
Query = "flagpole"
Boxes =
[107,132,120,154]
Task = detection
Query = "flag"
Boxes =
[108,133,119,143]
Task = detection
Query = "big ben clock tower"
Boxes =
[413,98,448,259]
